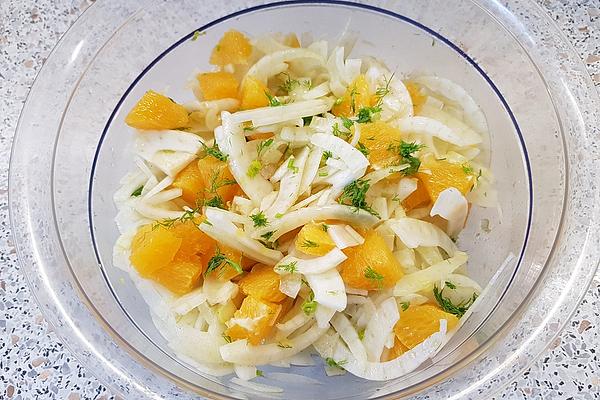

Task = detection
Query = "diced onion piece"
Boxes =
[328,320,447,380]
[430,187,468,237]
[216,111,274,205]
[252,204,379,241]
[305,268,347,312]
[135,130,203,177]
[233,365,257,381]
[142,188,182,205]
[220,323,328,365]
[396,178,418,202]
[345,286,368,296]
[299,148,324,196]
[265,147,309,218]
[200,207,283,265]
[310,133,368,174]
[274,248,347,276]
[393,252,468,296]
[315,305,336,328]
[396,116,481,148]
[168,326,227,364]
[142,175,174,200]
[279,273,302,299]
[386,217,457,256]
[133,201,185,220]
[245,48,324,84]
[203,276,239,305]
[230,99,333,127]
[362,297,399,362]
[231,196,254,216]
[330,313,368,362]
[171,288,206,315]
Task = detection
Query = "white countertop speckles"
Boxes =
[1,1,599,399]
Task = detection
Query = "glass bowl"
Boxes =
[9,0,600,399]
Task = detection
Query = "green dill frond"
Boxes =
[250,211,269,228]
[256,138,274,158]
[205,247,242,277]
[247,159,262,177]
[433,285,478,317]
[200,142,228,162]
[337,178,380,217]
[131,185,144,197]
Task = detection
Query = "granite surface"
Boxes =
[1,0,599,399]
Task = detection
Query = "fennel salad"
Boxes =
[113,29,496,387]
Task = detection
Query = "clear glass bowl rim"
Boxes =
[9,0,600,399]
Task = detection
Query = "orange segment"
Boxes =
[201,243,244,282]
[339,230,403,290]
[405,81,426,113]
[130,224,182,277]
[401,178,431,211]
[225,296,282,345]
[172,161,204,205]
[381,338,410,362]
[239,264,286,303]
[125,90,189,130]
[394,304,459,349]
[152,257,203,295]
[197,71,239,101]
[210,30,252,66]
[240,76,270,110]
[283,33,300,48]
[170,218,215,260]
[331,74,371,117]
[196,156,239,206]
[359,121,404,169]
[295,222,335,256]
[416,157,475,202]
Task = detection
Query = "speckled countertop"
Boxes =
[1,1,599,399]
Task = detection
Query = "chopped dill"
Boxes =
[302,291,317,315]
[462,163,474,175]
[322,150,334,161]
[332,122,350,139]
[191,30,202,41]
[247,159,262,178]
[256,370,264,377]
[302,115,313,126]
[250,211,269,228]
[357,328,365,340]
[321,223,329,232]
[260,231,274,241]
[205,247,242,277]
[356,105,382,123]
[200,142,228,162]
[265,91,283,107]
[256,138,274,158]
[333,97,343,106]
[349,86,359,114]
[400,301,410,311]
[222,334,232,343]
[364,266,384,286]
[275,213,284,219]
[318,171,328,177]
[131,185,144,197]
[276,261,298,274]
[357,142,370,157]
[338,178,379,217]
[387,141,425,175]
[287,157,299,173]
[277,342,293,349]
[325,357,347,370]
[341,116,354,130]
[445,281,457,290]
[301,239,318,248]
[152,207,200,230]
[433,285,478,317]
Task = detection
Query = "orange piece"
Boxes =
[210,30,252,66]
[402,178,431,211]
[358,121,404,169]
[172,161,204,205]
[295,222,335,256]
[239,264,286,303]
[405,81,427,113]
[170,218,215,260]
[339,230,403,290]
[283,33,300,48]
[130,224,182,277]
[225,296,282,345]
[331,74,371,117]
[239,76,270,110]
[381,338,410,362]
[152,257,203,295]
[197,156,239,206]
[416,157,475,202]
[201,243,244,282]
[394,304,459,349]
[125,90,189,130]
[197,71,239,101]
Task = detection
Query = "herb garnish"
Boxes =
[276,261,298,274]
[256,370,264,377]
[256,138,274,158]
[287,157,299,173]
[364,266,384,286]
[200,142,228,162]
[205,247,242,277]
[387,141,425,175]
[338,178,379,217]
[250,211,269,228]
[302,291,317,315]
[322,150,334,162]
[357,142,370,157]
[400,301,410,311]
[222,334,232,343]
[265,91,283,107]
[301,239,318,248]
[131,185,144,197]
[152,207,200,230]
[260,231,274,241]
[433,285,478,317]
[325,357,347,370]
[247,159,262,178]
